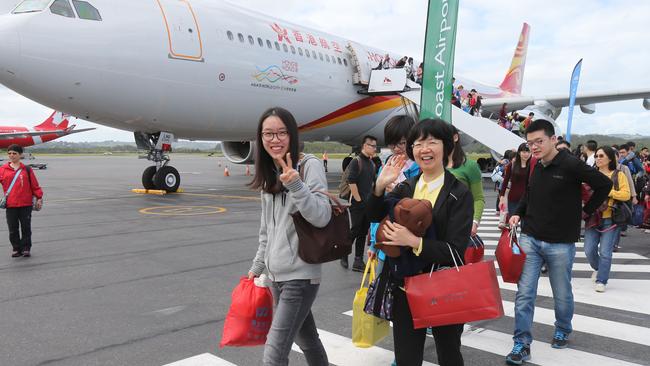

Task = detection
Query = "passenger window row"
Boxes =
[226,30,348,67]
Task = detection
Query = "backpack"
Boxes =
[490,163,505,183]
[338,157,359,199]
[338,157,375,199]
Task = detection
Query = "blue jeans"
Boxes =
[584,218,619,285]
[513,234,576,345]
[264,280,328,366]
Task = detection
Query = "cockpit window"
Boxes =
[50,0,75,18]
[12,0,51,14]
[72,0,102,21]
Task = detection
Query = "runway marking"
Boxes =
[139,206,227,216]
[341,312,644,366]
[484,248,647,260]
[499,278,650,314]
[494,261,650,273]
[163,353,236,365]
[500,300,650,347]
[292,328,436,366]
[176,192,261,201]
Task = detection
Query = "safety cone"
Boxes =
[224,166,230,177]
[245,165,251,176]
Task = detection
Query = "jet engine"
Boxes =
[221,141,256,164]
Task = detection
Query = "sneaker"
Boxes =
[340,256,349,269]
[595,282,606,293]
[351,257,365,272]
[505,342,531,365]
[591,271,597,283]
[613,246,619,252]
[551,330,569,349]
[22,251,30,257]
[11,251,22,258]
[540,264,548,274]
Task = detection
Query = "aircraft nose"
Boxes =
[0,16,21,83]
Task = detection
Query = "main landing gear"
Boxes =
[135,131,181,192]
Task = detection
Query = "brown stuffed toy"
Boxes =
[375,198,433,257]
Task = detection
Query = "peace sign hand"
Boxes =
[275,153,300,185]
[376,155,406,193]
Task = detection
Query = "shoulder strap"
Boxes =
[5,168,23,198]
[612,169,620,191]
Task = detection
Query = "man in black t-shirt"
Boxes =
[341,135,377,272]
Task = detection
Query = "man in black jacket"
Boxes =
[505,120,612,365]
[341,135,377,272]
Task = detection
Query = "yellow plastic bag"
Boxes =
[352,259,389,348]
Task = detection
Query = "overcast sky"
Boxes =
[1,0,648,142]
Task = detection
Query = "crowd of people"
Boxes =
[241,104,649,366]
[374,54,423,84]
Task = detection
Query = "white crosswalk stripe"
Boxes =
[169,211,650,366]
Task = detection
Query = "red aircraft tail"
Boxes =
[34,111,69,130]
[499,23,530,95]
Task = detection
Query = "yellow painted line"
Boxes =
[139,205,227,216]
[176,192,261,201]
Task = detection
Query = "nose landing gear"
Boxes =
[135,131,181,192]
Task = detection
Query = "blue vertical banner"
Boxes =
[565,59,582,143]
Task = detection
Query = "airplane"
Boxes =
[0,110,94,149]
[0,0,649,192]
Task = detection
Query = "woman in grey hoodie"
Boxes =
[248,107,331,366]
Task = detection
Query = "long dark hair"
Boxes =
[448,124,466,169]
[248,107,300,194]
[512,143,531,175]
[597,146,617,171]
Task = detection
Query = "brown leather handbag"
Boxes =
[293,190,353,264]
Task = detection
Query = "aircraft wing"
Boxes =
[0,127,95,140]
[401,91,525,154]
[482,88,650,110]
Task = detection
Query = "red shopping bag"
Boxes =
[495,228,526,283]
[464,235,484,264]
[220,277,273,348]
[404,246,504,329]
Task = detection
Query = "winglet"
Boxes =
[499,23,530,95]
[35,111,70,130]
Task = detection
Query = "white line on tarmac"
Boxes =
[292,328,437,366]
[484,248,647,260]
[499,277,650,315]
[341,312,644,366]
[500,300,650,347]
[163,353,236,366]
[481,239,585,248]
[493,261,650,273]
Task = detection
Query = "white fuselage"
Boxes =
[0,0,414,144]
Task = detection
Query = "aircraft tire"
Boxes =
[154,166,181,192]
[142,166,157,190]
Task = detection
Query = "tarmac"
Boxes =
[0,155,648,366]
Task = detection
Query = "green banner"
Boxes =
[420,0,459,123]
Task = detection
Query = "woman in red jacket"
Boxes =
[0,145,43,257]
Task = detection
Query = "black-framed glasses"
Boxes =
[261,131,289,142]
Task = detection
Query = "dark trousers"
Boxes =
[323,160,328,172]
[393,287,464,366]
[349,203,369,257]
[6,206,33,252]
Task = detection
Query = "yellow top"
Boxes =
[602,170,631,219]
[412,172,444,256]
